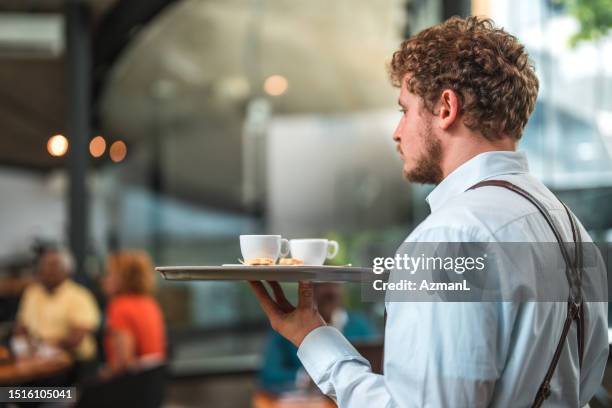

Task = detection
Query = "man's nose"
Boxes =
[392,125,401,142]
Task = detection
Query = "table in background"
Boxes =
[0,351,72,385]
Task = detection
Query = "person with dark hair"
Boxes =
[250,16,608,407]
[14,247,100,364]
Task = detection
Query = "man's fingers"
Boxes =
[249,281,282,319]
[297,281,315,309]
[266,281,293,309]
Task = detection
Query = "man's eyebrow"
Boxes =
[397,99,406,108]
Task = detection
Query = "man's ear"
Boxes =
[437,89,460,130]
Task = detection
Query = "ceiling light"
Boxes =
[263,75,288,96]
[47,134,68,157]
[89,135,106,158]
[109,140,127,163]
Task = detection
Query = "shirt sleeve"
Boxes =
[298,305,501,408]
[297,226,504,408]
[297,326,395,407]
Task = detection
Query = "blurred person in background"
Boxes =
[13,246,100,381]
[101,250,166,377]
[258,283,374,395]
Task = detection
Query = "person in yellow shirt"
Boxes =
[14,247,100,371]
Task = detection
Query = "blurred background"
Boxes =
[0,0,611,407]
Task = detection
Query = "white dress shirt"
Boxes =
[297,151,608,407]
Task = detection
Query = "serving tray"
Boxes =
[156,264,372,283]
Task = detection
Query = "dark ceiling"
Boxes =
[0,0,175,171]
[0,57,65,170]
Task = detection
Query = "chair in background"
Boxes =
[76,364,167,408]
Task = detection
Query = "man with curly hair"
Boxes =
[251,16,608,407]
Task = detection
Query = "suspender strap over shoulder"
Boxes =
[467,179,585,408]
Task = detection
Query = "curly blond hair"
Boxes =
[389,16,539,140]
[107,251,156,295]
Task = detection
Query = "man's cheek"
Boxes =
[402,141,416,161]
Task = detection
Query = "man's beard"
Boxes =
[404,122,443,184]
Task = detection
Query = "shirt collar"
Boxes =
[41,278,71,296]
[425,150,529,213]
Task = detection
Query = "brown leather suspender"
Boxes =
[468,180,585,408]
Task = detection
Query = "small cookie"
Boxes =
[278,258,304,265]
[240,257,275,266]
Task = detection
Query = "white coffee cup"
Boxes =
[289,239,339,265]
[240,235,289,263]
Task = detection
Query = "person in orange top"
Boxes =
[101,251,166,375]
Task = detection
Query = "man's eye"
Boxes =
[398,108,407,114]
